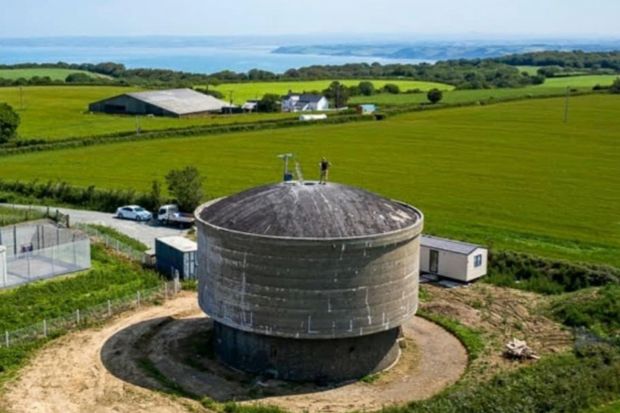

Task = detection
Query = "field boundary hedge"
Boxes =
[0,112,370,157]
[0,90,599,158]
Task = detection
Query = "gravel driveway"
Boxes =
[1,204,189,250]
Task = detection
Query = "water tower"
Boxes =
[194,181,423,382]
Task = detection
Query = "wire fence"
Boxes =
[1,221,92,289]
[75,223,154,265]
[0,280,180,349]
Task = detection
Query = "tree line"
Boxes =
[495,51,620,72]
[1,50,618,91]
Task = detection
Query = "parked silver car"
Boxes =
[115,205,152,221]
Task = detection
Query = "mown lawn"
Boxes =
[0,86,296,140]
[0,94,618,266]
[0,68,106,81]
[211,79,454,104]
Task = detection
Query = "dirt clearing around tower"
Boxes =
[0,292,466,413]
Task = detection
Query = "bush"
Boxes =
[65,72,93,83]
[257,93,281,113]
[427,88,443,104]
[358,81,375,96]
[552,285,620,338]
[382,83,400,94]
[610,78,620,94]
[386,346,620,413]
[0,102,20,144]
[486,250,620,294]
[165,166,204,212]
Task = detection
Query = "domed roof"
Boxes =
[198,182,420,238]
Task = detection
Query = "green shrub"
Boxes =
[486,250,620,294]
[385,346,620,413]
[552,285,620,338]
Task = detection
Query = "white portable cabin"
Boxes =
[420,235,487,282]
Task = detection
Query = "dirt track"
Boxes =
[0,292,467,413]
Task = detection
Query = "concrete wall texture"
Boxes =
[196,206,423,340]
[213,321,401,382]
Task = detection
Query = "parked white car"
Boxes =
[115,205,152,221]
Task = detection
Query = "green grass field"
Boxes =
[540,75,619,88]
[212,79,454,103]
[0,68,105,81]
[351,74,617,106]
[516,66,540,75]
[0,86,296,140]
[0,94,618,266]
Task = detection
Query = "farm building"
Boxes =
[195,181,424,382]
[155,236,197,280]
[241,100,258,112]
[281,93,329,112]
[88,88,231,118]
[420,235,487,282]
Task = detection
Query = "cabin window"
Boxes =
[474,254,483,267]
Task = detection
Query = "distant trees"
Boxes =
[165,166,204,212]
[496,51,620,72]
[0,103,20,144]
[610,78,620,94]
[358,81,375,96]
[323,81,350,108]
[427,88,443,104]
[536,66,564,78]
[65,72,93,83]
[257,94,281,112]
[382,83,400,94]
[194,87,225,99]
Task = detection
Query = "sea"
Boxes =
[0,36,424,74]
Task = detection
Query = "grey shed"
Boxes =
[155,236,197,280]
[89,88,231,117]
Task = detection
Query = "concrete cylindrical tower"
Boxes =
[195,182,423,382]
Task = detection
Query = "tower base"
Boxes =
[213,321,401,383]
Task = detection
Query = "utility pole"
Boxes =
[135,116,141,135]
[228,91,234,114]
[19,86,24,110]
[563,87,570,124]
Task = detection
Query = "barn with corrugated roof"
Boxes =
[88,88,231,118]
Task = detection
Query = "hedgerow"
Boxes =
[486,250,620,294]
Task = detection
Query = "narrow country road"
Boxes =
[1,204,188,249]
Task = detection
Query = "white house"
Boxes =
[420,235,487,282]
[281,93,329,112]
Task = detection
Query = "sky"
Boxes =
[0,0,619,38]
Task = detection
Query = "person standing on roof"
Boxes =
[319,157,331,184]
